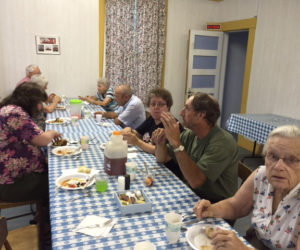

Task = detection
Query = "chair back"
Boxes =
[0,216,11,250]
[238,161,253,185]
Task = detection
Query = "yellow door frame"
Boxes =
[207,17,261,153]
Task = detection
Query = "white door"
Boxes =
[185,30,225,107]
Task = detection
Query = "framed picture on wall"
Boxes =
[35,35,60,55]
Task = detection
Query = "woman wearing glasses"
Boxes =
[122,87,184,179]
[194,125,300,250]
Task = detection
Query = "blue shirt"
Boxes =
[116,95,146,129]
[96,87,118,111]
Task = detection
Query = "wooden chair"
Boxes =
[0,216,11,250]
[0,216,38,250]
[238,161,253,185]
[0,200,44,247]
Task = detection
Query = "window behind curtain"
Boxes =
[105,0,167,103]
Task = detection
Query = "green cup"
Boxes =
[96,173,108,192]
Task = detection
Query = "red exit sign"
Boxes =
[206,24,221,30]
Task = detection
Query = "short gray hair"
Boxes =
[25,64,39,77]
[263,125,300,155]
[97,78,110,88]
[31,74,48,88]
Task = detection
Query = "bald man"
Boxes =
[94,84,145,129]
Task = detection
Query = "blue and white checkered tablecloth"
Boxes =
[226,113,300,145]
[47,105,251,249]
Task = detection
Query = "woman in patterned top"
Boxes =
[0,82,61,202]
[79,77,118,111]
[193,125,300,250]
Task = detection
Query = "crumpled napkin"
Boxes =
[73,215,116,237]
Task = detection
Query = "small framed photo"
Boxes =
[35,35,60,55]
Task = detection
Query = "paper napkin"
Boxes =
[73,215,116,237]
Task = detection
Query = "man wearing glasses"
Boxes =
[152,92,238,202]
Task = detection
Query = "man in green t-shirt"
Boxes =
[152,92,238,202]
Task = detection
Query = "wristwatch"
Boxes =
[173,145,184,153]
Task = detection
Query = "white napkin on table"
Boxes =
[73,215,116,237]
[128,152,137,159]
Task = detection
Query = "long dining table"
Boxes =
[46,101,252,249]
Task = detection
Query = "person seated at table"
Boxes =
[121,87,184,179]
[94,84,145,129]
[16,64,41,87]
[194,125,300,250]
[78,77,118,112]
[0,82,61,203]
[152,92,238,203]
[31,74,62,130]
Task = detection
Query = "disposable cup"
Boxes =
[71,116,79,126]
[96,173,108,192]
[80,135,90,150]
[165,212,183,244]
[96,114,102,123]
[126,162,138,181]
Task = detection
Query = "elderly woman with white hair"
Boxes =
[194,125,300,250]
[79,77,118,111]
[30,74,61,130]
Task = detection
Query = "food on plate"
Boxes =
[145,176,154,187]
[53,138,68,146]
[60,177,87,188]
[78,166,91,174]
[119,191,145,206]
[205,227,215,239]
[193,226,216,250]
[49,117,64,124]
[55,148,76,156]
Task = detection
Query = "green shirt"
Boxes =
[168,126,238,202]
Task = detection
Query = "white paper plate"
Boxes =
[96,122,112,127]
[99,142,134,150]
[55,173,94,190]
[186,224,219,250]
[46,117,70,125]
[52,146,82,156]
[62,168,99,177]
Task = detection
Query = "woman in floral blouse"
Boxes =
[0,82,61,202]
[194,125,300,250]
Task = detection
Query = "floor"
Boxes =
[1,147,264,243]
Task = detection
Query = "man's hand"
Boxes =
[160,112,181,148]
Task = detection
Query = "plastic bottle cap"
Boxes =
[113,131,121,135]
[70,99,82,104]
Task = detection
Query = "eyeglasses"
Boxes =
[150,102,167,108]
[265,152,300,167]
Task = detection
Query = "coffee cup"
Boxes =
[165,212,183,243]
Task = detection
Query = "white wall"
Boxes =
[0,0,99,98]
